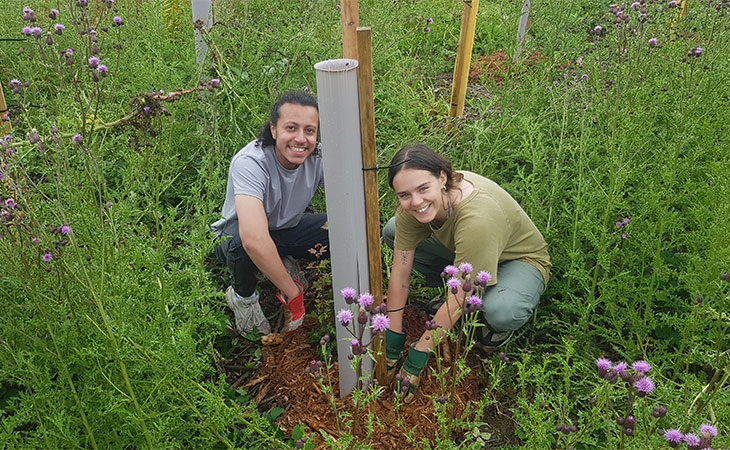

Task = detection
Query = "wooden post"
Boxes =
[0,82,10,134]
[447,0,479,127]
[356,27,386,384]
[341,0,359,60]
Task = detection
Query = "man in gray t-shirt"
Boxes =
[212,91,329,335]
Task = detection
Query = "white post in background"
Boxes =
[314,59,372,397]
[191,0,213,64]
[515,0,531,62]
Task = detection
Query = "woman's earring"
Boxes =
[442,185,447,191]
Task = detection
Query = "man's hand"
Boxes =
[277,280,305,332]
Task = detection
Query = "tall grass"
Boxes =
[1,0,728,448]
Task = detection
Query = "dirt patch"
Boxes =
[468,49,543,84]
[217,276,521,449]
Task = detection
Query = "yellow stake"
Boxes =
[448,0,480,129]
[0,82,10,134]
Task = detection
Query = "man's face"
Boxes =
[270,103,319,170]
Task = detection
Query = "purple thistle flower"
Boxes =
[596,357,612,371]
[699,423,718,437]
[593,25,603,34]
[458,262,473,275]
[668,0,677,7]
[613,361,628,373]
[60,224,70,235]
[476,270,492,285]
[49,9,59,20]
[443,265,458,277]
[336,309,353,326]
[446,277,461,293]
[27,128,40,144]
[112,16,124,26]
[683,433,700,447]
[350,338,360,354]
[632,360,651,373]
[425,319,440,330]
[210,78,220,89]
[31,27,42,38]
[341,287,356,304]
[621,233,628,239]
[72,134,83,144]
[649,37,658,48]
[357,307,368,325]
[616,221,623,227]
[631,1,640,8]
[76,0,88,7]
[371,313,390,333]
[22,26,32,36]
[97,64,108,77]
[580,74,588,80]
[22,7,36,22]
[8,79,22,94]
[665,429,683,447]
[5,198,17,208]
[54,23,65,35]
[42,251,53,262]
[466,295,482,312]
[32,237,39,244]
[427,17,433,23]
[88,56,100,69]
[357,292,374,310]
[424,27,431,33]
[634,376,655,396]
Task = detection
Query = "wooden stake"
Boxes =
[0,82,10,134]
[356,27,386,384]
[448,0,479,128]
[341,0,359,59]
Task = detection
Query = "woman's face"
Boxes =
[392,168,447,224]
[270,103,319,170]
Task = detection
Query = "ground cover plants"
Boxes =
[1,0,729,448]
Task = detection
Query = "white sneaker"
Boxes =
[225,287,271,335]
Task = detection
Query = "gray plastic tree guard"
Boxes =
[314,59,373,397]
[191,0,212,64]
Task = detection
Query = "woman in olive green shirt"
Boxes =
[382,144,551,402]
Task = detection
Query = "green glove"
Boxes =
[385,329,406,360]
[397,344,430,403]
[402,345,429,376]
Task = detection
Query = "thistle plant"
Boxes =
[304,287,388,441]
[593,357,663,448]
[419,262,492,443]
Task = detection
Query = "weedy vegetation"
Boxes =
[1,0,728,448]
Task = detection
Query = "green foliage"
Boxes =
[1,0,729,448]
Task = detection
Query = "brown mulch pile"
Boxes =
[469,49,543,84]
[223,301,519,449]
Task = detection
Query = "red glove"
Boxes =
[277,280,305,332]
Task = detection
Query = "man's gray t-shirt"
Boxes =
[211,140,324,238]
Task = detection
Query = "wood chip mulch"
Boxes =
[228,306,519,449]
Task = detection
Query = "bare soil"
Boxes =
[215,272,520,449]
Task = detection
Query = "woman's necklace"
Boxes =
[430,191,453,230]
